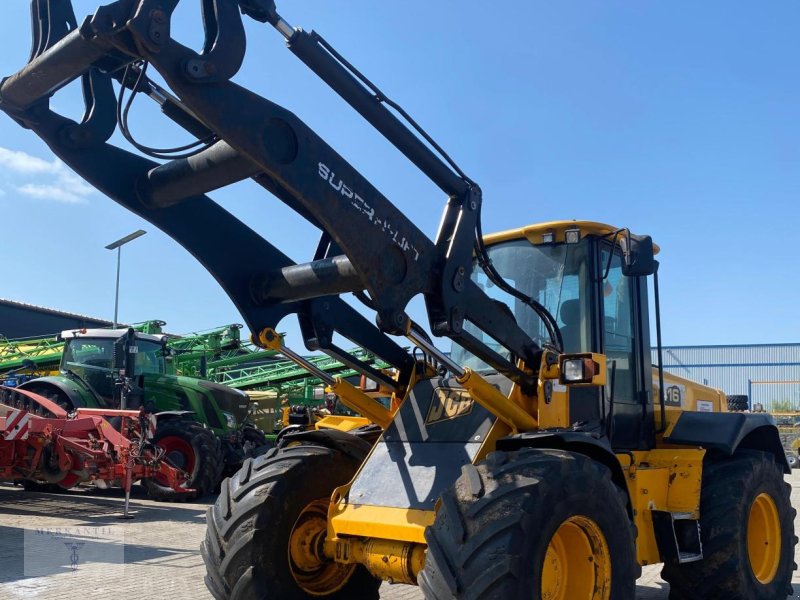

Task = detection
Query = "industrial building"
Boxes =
[0,298,112,339]
[653,343,800,412]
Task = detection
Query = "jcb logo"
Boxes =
[425,388,474,425]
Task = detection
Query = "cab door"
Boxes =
[600,245,655,450]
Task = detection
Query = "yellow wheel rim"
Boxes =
[288,499,355,596]
[541,516,612,600]
[747,492,782,584]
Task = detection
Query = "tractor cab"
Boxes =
[451,221,660,450]
[59,328,168,406]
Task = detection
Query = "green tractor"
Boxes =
[19,327,268,500]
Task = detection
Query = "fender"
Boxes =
[18,376,93,410]
[496,431,630,512]
[154,410,196,422]
[279,428,373,463]
[664,411,789,473]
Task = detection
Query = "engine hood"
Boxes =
[197,380,251,424]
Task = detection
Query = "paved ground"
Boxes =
[2,474,800,599]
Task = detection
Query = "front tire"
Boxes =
[201,443,381,600]
[142,419,224,501]
[661,450,796,599]
[419,449,638,600]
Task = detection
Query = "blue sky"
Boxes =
[0,1,798,349]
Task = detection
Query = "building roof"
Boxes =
[0,298,113,326]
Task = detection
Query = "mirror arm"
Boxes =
[653,261,667,433]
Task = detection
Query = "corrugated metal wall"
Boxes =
[651,344,800,412]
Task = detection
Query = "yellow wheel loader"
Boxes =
[204,222,795,600]
[0,2,793,598]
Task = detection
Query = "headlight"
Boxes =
[562,359,586,382]
[564,228,581,244]
[557,353,605,386]
[222,411,237,429]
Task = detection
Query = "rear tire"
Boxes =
[661,450,796,599]
[418,449,638,600]
[4,384,72,416]
[201,443,381,600]
[142,419,223,501]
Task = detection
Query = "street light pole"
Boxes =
[105,230,146,329]
[113,245,122,328]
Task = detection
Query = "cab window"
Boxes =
[601,249,637,403]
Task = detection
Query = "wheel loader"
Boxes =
[0,1,793,598]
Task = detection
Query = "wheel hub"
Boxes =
[541,516,611,600]
[747,492,781,584]
[155,436,196,485]
[288,499,355,595]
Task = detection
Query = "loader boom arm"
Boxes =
[0,0,545,389]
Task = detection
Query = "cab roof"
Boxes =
[59,328,166,344]
[483,220,660,254]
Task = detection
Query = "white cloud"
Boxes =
[0,146,94,204]
[0,147,58,174]
[14,184,87,204]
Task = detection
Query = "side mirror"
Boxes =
[620,234,657,277]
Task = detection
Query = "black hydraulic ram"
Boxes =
[0,4,135,113]
[286,30,469,200]
[251,255,364,303]
[0,28,103,110]
[139,140,261,208]
[243,2,470,199]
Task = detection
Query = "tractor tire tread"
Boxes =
[201,442,381,600]
[419,448,638,600]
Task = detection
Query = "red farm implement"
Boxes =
[0,385,192,516]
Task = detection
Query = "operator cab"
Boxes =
[451,221,659,450]
[59,328,168,403]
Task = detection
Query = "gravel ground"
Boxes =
[1,472,799,599]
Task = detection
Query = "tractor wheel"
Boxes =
[202,443,381,600]
[142,419,224,502]
[661,450,796,599]
[726,395,750,412]
[419,449,638,600]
